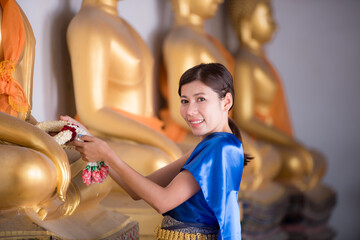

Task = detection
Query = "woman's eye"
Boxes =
[180,99,188,104]
[197,97,206,102]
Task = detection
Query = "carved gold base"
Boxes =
[0,222,138,240]
[0,231,59,240]
[101,191,163,238]
[0,209,59,240]
[0,226,139,240]
[24,205,139,240]
[239,182,289,239]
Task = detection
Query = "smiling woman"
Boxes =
[179,80,231,137]
[62,63,247,240]
[179,63,234,138]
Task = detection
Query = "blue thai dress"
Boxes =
[164,132,244,240]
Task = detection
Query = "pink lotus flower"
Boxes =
[100,165,109,179]
[82,162,109,185]
[92,170,102,183]
[82,168,92,186]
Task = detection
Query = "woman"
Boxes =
[62,63,249,240]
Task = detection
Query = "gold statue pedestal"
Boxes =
[280,184,337,240]
[25,205,139,240]
[101,192,162,238]
[0,209,57,240]
[239,182,289,239]
[98,138,166,238]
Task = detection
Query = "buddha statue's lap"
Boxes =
[162,0,282,191]
[229,0,326,191]
[0,139,57,210]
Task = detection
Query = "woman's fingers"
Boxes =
[68,139,84,147]
[60,115,75,122]
[60,115,85,128]
[68,135,111,162]
[79,135,94,142]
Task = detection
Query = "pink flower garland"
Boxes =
[82,161,109,186]
[36,120,110,186]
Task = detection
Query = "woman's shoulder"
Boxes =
[191,132,243,162]
[202,132,242,149]
[187,132,243,173]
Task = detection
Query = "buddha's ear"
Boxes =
[223,92,233,112]
[239,19,252,43]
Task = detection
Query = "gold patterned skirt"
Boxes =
[154,216,218,240]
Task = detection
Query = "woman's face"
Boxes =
[180,80,231,137]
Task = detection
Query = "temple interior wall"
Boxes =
[17,0,360,239]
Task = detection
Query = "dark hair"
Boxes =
[178,63,252,165]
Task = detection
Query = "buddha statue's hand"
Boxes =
[60,115,92,136]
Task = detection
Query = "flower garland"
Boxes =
[36,120,109,186]
[82,161,109,186]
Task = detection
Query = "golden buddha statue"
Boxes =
[162,0,283,193]
[0,1,139,239]
[66,0,182,235]
[228,0,326,191]
[0,0,70,215]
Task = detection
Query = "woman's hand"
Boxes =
[69,135,113,163]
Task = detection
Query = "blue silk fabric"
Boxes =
[164,132,244,240]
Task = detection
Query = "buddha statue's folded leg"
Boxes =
[241,133,282,190]
[276,145,326,191]
[0,145,57,210]
[276,146,310,190]
[308,149,327,189]
[24,148,139,240]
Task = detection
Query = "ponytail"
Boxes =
[228,118,252,166]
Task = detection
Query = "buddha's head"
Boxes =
[228,0,277,44]
[171,0,224,22]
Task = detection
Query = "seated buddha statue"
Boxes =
[162,0,283,193]
[228,0,326,191]
[0,0,70,214]
[66,0,182,235]
[0,1,138,239]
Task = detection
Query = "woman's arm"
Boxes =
[146,149,193,187]
[109,149,193,200]
[72,135,199,213]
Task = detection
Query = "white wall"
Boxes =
[17,0,360,239]
[264,1,360,239]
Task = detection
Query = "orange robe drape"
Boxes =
[0,0,29,117]
[255,55,294,137]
